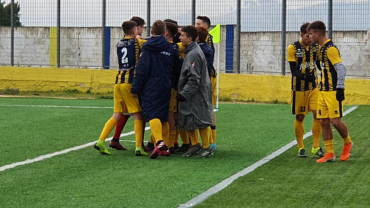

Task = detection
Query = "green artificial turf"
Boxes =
[197,106,370,208]
[0,97,302,208]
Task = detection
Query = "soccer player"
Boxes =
[164,21,183,153]
[177,25,213,158]
[196,16,217,151]
[307,21,353,163]
[94,20,147,156]
[130,16,145,38]
[110,16,147,150]
[132,20,179,159]
[287,23,323,158]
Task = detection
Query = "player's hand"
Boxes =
[177,94,186,102]
[336,88,345,101]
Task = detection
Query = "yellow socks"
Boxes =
[99,117,118,141]
[210,126,216,144]
[134,119,144,148]
[149,118,163,144]
[199,127,211,149]
[187,130,199,145]
[343,136,352,144]
[294,120,305,149]
[324,139,334,153]
[169,129,177,148]
[312,119,321,148]
[179,129,190,145]
[162,122,170,146]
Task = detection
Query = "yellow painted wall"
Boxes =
[1,67,369,105]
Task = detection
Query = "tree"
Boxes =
[0,1,21,26]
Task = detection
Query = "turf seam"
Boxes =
[179,105,359,208]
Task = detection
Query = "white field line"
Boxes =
[179,106,359,208]
[0,127,150,172]
[0,106,218,172]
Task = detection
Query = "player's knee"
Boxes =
[295,115,305,122]
[112,113,122,120]
[133,113,143,120]
[320,118,330,127]
[330,118,341,127]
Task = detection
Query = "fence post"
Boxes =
[280,0,287,75]
[146,0,151,37]
[57,0,61,68]
[192,0,196,25]
[10,0,14,66]
[236,0,241,73]
[328,0,333,39]
[102,0,107,69]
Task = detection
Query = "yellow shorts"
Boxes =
[317,91,343,119]
[211,76,217,106]
[292,88,319,115]
[169,89,177,113]
[114,83,141,114]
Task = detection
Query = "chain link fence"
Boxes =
[0,0,369,77]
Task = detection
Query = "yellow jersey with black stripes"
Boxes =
[115,36,146,84]
[318,39,342,91]
[177,42,186,59]
[287,40,320,91]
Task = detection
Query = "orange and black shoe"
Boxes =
[109,139,127,150]
[316,153,336,163]
[340,142,353,161]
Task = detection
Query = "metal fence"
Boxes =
[0,0,369,76]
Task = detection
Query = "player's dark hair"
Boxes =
[307,21,326,33]
[196,27,208,43]
[300,22,310,34]
[196,16,211,27]
[121,21,137,35]
[181,25,198,41]
[165,22,178,38]
[130,16,145,27]
[164,19,178,26]
[151,20,166,36]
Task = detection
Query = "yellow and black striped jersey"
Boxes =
[318,39,342,91]
[176,42,186,59]
[287,40,320,91]
[115,36,146,84]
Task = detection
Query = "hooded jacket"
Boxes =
[177,42,213,131]
[198,42,215,79]
[132,35,179,122]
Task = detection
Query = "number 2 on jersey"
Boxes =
[121,47,128,64]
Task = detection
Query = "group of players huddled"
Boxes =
[94,16,218,159]
[289,21,353,163]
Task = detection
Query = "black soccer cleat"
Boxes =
[298,148,307,158]
[182,144,202,158]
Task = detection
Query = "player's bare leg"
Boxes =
[331,118,353,161]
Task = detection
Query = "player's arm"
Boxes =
[327,47,346,101]
[178,58,201,101]
[287,45,303,79]
[132,50,150,95]
[327,47,345,89]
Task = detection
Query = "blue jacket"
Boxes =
[132,36,179,122]
[198,42,215,78]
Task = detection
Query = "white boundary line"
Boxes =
[0,104,113,109]
[0,127,150,172]
[179,106,359,208]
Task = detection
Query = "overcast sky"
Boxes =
[3,0,370,31]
